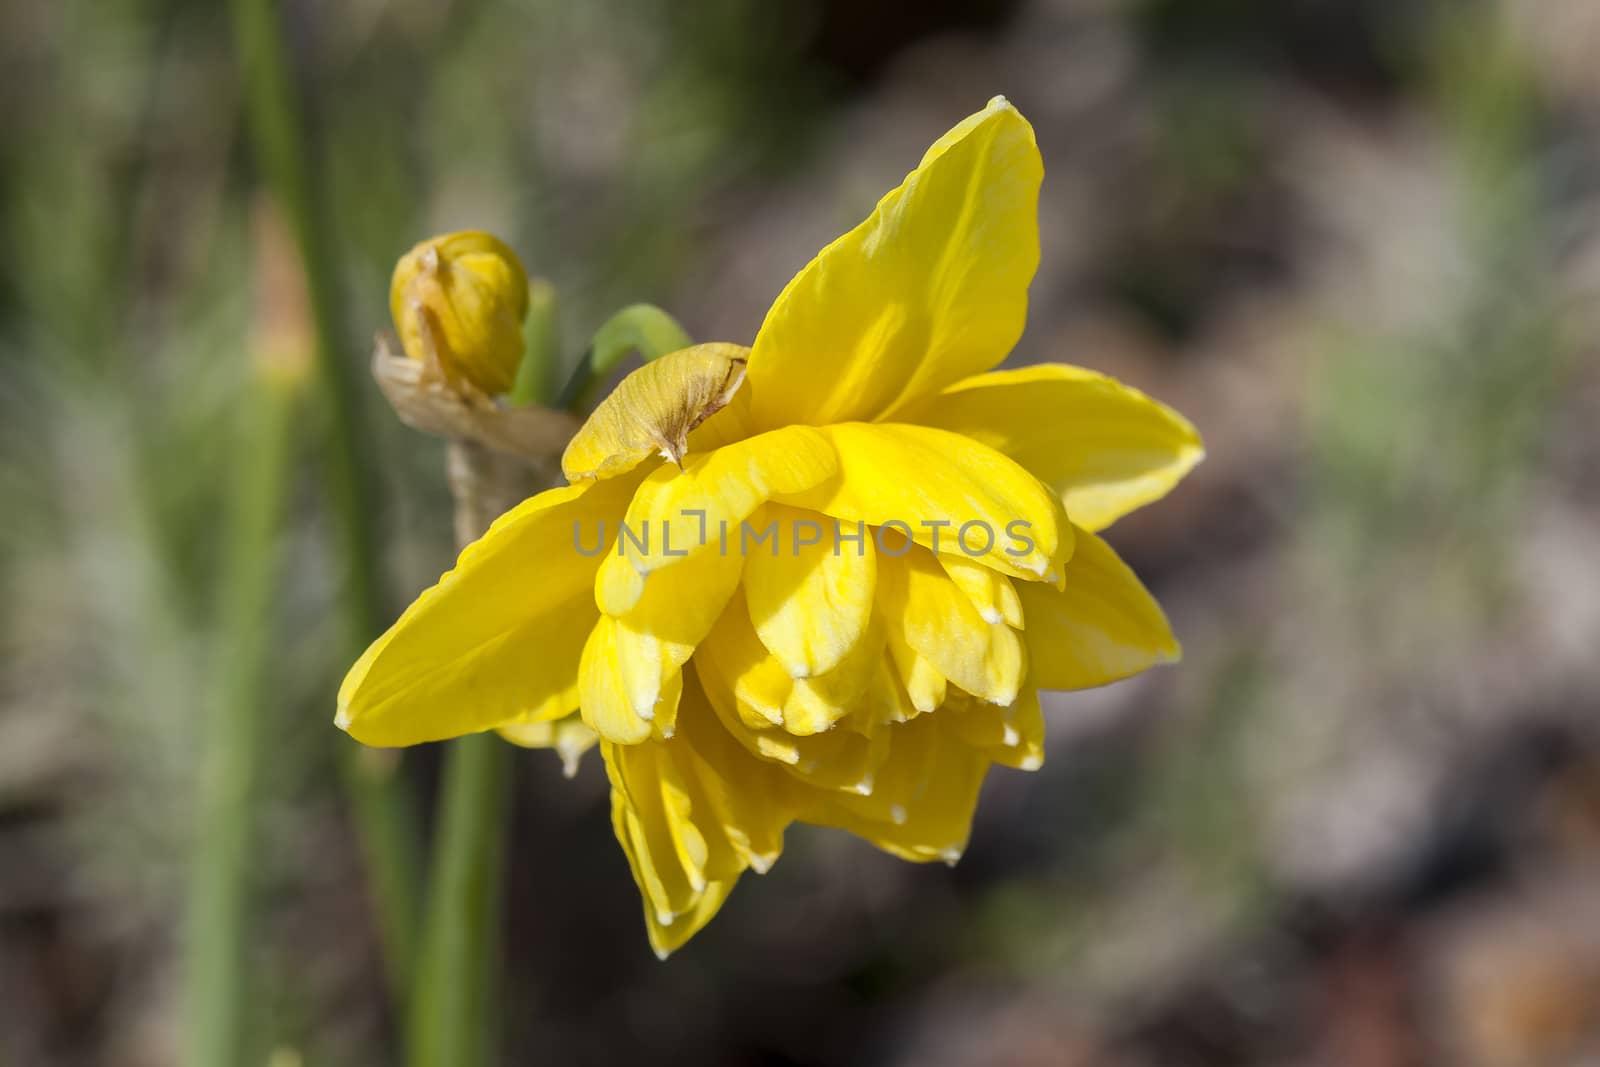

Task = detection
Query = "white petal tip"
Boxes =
[980,607,1003,624]
[653,946,671,961]
[656,909,676,926]
[941,848,963,867]
[890,804,908,826]
[1020,755,1043,771]
[749,855,774,875]
[853,776,875,797]
[1002,725,1021,747]
[334,710,352,731]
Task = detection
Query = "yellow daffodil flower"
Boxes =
[339,96,1203,957]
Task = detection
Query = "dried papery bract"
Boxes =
[372,334,580,468]
[561,343,748,481]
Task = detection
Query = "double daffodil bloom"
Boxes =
[339,97,1202,957]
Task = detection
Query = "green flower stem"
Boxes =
[185,366,302,1067]
[407,728,511,1067]
[408,309,565,1066]
[229,0,422,998]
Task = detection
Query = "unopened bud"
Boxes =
[390,230,529,397]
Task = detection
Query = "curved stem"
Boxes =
[555,302,693,411]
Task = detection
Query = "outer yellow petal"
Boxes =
[742,503,877,679]
[744,97,1042,429]
[604,677,791,956]
[776,422,1070,583]
[337,475,637,747]
[899,364,1204,532]
[594,425,837,616]
[876,545,1026,708]
[797,714,990,864]
[497,713,599,778]
[1016,526,1180,690]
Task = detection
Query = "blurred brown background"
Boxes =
[2,0,1599,1064]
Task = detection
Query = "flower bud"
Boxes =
[390,231,529,397]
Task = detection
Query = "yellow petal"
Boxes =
[594,424,837,616]
[497,713,599,778]
[694,593,882,738]
[846,654,921,734]
[939,687,1045,771]
[745,97,1041,428]
[336,475,637,747]
[937,553,1024,629]
[876,545,1026,707]
[882,632,947,716]
[580,615,680,745]
[777,422,1069,583]
[606,532,745,740]
[562,343,750,482]
[694,615,890,795]
[1016,526,1180,690]
[899,364,1204,532]
[604,677,791,956]
[797,714,990,864]
[742,503,877,679]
